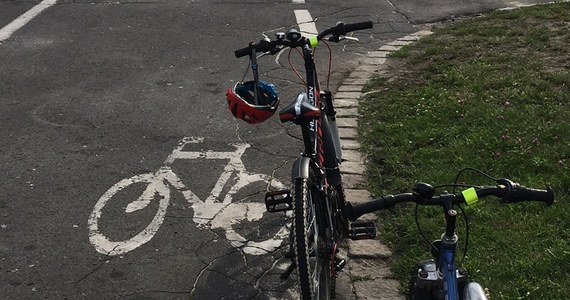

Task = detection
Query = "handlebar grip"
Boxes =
[235,46,251,58]
[511,185,554,206]
[234,39,273,58]
[499,179,554,206]
[347,194,412,221]
[342,21,374,34]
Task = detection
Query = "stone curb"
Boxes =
[335,29,433,300]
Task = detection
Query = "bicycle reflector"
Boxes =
[462,188,479,206]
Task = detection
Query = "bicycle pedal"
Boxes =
[265,190,292,213]
[348,221,377,240]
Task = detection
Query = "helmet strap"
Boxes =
[239,43,265,106]
[249,44,261,106]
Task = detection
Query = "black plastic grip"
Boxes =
[234,46,251,58]
[347,193,414,221]
[499,179,554,206]
[234,39,273,58]
[342,21,374,34]
[510,185,554,206]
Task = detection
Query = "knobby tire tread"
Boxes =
[292,178,314,300]
[293,176,333,300]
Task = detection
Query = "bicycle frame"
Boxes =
[296,44,342,187]
[295,41,348,288]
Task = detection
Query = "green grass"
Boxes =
[358,3,570,299]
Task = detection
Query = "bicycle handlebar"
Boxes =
[234,21,374,58]
[347,180,554,221]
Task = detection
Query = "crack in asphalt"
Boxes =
[75,244,121,284]
[188,191,292,298]
[191,234,226,295]
[385,0,413,24]
[283,125,303,142]
[250,256,286,299]
[192,244,284,297]
[120,289,191,297]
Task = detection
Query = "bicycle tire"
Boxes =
[292,176,331,300]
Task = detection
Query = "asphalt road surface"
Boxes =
[0,0,553,299]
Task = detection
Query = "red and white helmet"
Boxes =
[226,80,279,124]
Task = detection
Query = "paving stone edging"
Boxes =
[334,29,433,300]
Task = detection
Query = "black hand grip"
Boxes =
[347,194,413,221]
[342,21,374,34]
[499,179,554,206]
[235,46,251,58]
[512,185,554,206]
[234,39,273,58]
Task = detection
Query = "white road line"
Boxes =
[0,0,57,42]
[294,9,318,35]
[292,0,305,3]
[274,9,317,65]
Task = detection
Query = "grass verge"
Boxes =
[358,3,570,299]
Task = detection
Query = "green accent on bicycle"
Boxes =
[462,188,478,206]
[308,36,319,48]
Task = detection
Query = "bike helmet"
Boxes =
[227,80,279,124]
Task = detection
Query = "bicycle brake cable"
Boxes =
[457,203,470,266]
[414,203,438,254]
[240,52,270,83]
[416,168,497,268]
[240,58,250,83]
[415,193,471,267]
[322,40,333,90]
[288,48,307,86]
[450,167,495,265]
[452,168,498,194]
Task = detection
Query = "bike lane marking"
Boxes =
[88,137,289,256]
[0,0,57,43]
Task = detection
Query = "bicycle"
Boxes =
[231,21,374,299]
[345,169,554,300]
[88,137,289,256]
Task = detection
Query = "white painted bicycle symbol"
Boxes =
[88,137,289,256]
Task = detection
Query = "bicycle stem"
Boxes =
[442,195,458,238]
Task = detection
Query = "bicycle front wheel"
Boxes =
[292,176,331,300]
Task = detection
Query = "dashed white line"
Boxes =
[294,9,318,35]
[274,9,318,65]
[0,0,57,43]
[292,0,306,3]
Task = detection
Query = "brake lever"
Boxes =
[270,45,284,55]
[326,36,360,42]
[342,36,360,42]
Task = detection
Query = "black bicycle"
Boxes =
[233,21,374,299]
[345,169,554,300]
